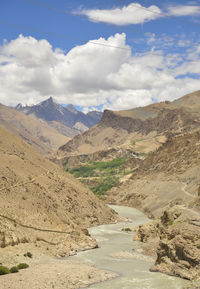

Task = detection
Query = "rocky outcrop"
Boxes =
[135,208,200,281]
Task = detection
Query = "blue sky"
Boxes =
[0,0,200,112]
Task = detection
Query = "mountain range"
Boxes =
[16,97,103,137]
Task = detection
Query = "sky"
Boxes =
[0,0,200,112]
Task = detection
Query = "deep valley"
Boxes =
[0,90,200,288]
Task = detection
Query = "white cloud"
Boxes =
[0,33,199,111]
[77,3,162,25]
[78,3,200,26]
[167,5,200,16]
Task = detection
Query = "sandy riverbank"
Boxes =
[0,244,118,289]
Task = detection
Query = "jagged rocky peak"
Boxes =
[38,96,58,107]
[15,97,103,130]
[87,110,103,122]
[15,103,25,110]
[66,104,78,114]
[35,96,66,116]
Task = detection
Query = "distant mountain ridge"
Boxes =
[16,97,103,136]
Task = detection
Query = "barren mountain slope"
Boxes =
[0,104,70,154]
[0,126,117,257]
[59,90,200,158]
[47,120,79,138]
[106,130,200,216]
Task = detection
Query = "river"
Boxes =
[70,205,189,289]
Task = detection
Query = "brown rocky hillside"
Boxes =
[0,104,70,154]
[0,125,117,257]
[106,130,200,215]
[58,90,200,158]
[105,130,200,281]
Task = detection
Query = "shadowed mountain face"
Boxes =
[16,97,103,131]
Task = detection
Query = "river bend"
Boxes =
[70,205,189,289]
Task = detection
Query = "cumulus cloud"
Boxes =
[0,33,200,111]
[77,3,162,25]
[78,3,200,26]
[167,5,200,16]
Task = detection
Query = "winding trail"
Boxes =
[0,214,71,234]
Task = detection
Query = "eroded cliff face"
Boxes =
[135,208,200,281]
[101,108,198,136]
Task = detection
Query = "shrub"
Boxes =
[0,266,9,275]
[131,140,136,146]
[10,266,19,273]
[81,155,89,163]
[24,252,32,258]
[17,263,29,270]
[121,228,131,232]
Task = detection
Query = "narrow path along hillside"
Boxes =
[0,125,118,259]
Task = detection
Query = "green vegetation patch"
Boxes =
[90,176,119,196]
[68,157,127,178]
[0,263,29,276]
[80,154,89,163]
[0,266,9,275]
[24,252,33,258]
[67,157,130,196]
[17,263,29,270]
[121,228,132,232]
[10,266,19,273]
[69,166,96,178]
[91,157,126,171]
